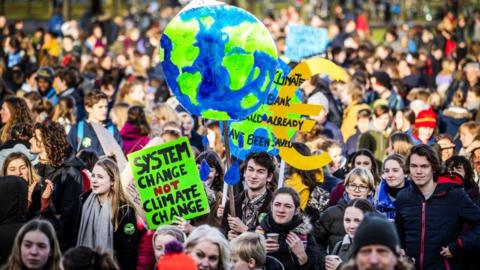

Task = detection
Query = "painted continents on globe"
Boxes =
[161,4,278,120]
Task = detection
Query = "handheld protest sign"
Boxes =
[160,1,278,120]
[225,59,299,160]
[128,137,210,229]
[268,57,350,170]
[285,24,330,62]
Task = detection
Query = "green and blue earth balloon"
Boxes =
[160,3,278,120]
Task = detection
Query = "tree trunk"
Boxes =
[63,0,71,20]
[91,0,102,16]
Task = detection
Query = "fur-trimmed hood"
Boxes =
[260,212,313,235]
[291,214,313,234]
[442,106,472,119]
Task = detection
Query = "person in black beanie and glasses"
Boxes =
[340,215,414,270]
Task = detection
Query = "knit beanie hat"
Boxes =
[352,214,400,256]
[36,67,54,83]
[414,108,437,129]
[157,241,197,270]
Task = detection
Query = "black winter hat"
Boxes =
[352,214,400,255]
[373,71,392,90]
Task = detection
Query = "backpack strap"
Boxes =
[107,123,115,135]
[76,120,84,152]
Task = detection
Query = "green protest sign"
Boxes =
[128,137,210,229]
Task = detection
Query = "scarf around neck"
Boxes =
[77,193,114,250]
[242,189,268,228]
[262,211,304,235]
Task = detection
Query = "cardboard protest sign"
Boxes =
[128,137,209,229]
[226,58,349,170]
[270,57,350,170]
[226,59,301,160]
[285,24,329,62]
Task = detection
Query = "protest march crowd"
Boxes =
[0,0,480,269]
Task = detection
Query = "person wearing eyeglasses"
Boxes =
[314,167,376,270]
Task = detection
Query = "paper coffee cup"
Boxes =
[266,233,279,242]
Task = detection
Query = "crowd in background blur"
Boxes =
[0,0,479,269]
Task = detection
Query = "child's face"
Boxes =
[231,254,254,270]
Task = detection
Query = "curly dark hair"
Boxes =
[243,152,276,177]
[35,122,69,167]
[10,122,33,143]
[445,156,476,190]
[1,96,33,143]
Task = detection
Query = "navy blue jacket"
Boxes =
[67,120,122,156]
[375,180,411,220]
[395,175,480,270]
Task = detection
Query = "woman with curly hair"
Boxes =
[0,122,37,170]
[30,122,84,251]
[0,96,33,144]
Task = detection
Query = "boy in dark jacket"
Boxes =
[395,144,480,270]
[67,90,122,155]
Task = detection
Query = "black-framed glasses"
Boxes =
[346,184,369,192]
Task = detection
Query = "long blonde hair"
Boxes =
[1,152,40,186]
[95,158,136,230]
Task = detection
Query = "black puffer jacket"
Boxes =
[0,176,27,265]
[258,212,318,270]
[35,155,85,251]
[314,197,348,257]
[395,174,480,270]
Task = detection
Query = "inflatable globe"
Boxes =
[160,3,278,120]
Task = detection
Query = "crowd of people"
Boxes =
[0,0,480,269]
